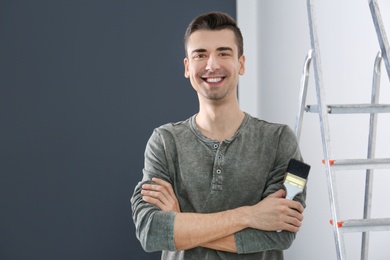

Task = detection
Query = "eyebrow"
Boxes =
[191,46,234,55]
[191,48,207,55]
[216,47,233,52]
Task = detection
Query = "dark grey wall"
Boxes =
[0,1,236,259]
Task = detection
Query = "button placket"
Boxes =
[211,142,223,191]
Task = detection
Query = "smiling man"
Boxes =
[131,12,306,260]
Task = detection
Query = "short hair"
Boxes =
[184,12,244,58]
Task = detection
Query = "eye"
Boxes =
[194,53,207,59]
[219,52,231,57]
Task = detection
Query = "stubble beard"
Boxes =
[200,85,230,101]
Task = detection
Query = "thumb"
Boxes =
[268,189,286,198]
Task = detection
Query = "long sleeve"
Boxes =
[131,129,177,252]
[130,115,308,259]
[234,125,307,254]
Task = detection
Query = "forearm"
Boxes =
[173,208,248,251]
[201,234,237,253]
[200,228,296,254]
[235,228,296,254]
[200,227,296,254]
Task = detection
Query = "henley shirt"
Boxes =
[131,113,306,260]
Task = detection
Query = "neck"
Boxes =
[196,98,245,142]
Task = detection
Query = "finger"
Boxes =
[142,195,165,209]
[141,188,170,206]
[151,178,176,197]
[279,212,302,232]
[142,182,170,198]
[142,182,180,211]
[151,178,180,208]
[284,209,303,231]
[287,215,303,229]
[142,179,181,212]
[290,200,305,214]
[144,178,173,199]
[282,202,304,220]
[142,184,167,202]
[141,183,155,191]
[281,198,304,213]
[142,189,180,212]
[142,189,173,211]
[283,222,301,233]
[268,189,286,198]
[289,210,304,223]
[274,204,303,232]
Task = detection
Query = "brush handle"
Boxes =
[284,183,303,200]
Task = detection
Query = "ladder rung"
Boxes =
[338,218,390,233]
[305,104,390,114]
[326,158,390,170]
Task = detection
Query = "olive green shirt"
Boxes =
[131,113,306,259]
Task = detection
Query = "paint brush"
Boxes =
[277,158,311,232]
[283,158,311,200]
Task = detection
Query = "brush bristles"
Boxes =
[287,158,311,179]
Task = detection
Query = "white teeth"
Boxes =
[206,77,222,83]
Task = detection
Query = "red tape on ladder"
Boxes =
[330,220,344,228]
[322,159,335,165]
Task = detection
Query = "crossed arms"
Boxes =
[140,177,304,253]
[131,125,306,254]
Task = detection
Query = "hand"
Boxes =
[245,189,304,232]
[141,178,181,212]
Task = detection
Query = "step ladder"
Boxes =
[295,0,390,259]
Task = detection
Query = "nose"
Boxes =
[205,54,220,72]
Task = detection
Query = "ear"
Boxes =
[238,55,245,75]
[184,58,190,78]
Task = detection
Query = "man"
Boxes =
[131,12,306,259]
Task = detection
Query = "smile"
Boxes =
[204,77,224,83]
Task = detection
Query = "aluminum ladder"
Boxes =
[295,0,390,259]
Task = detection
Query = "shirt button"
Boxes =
[216,169,222,174]
[213,144,219,149]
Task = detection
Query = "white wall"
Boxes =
[237,0,260,117]
[238,0,390,259]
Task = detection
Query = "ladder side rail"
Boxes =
[295,49,313,141]
[361,51,382,260]
[369,0,390,81]
[307,0,345,259]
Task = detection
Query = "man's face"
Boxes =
[184,29,245,102]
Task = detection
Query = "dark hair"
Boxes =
[184,12,244,58]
